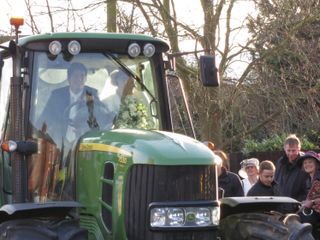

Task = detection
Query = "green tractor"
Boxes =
[0,17,314,240]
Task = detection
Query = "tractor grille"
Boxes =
[124,165,217,240]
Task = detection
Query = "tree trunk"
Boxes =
[107,0,117,32]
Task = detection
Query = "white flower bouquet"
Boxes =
[115,95,155,129]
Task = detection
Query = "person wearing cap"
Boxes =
[297,151,320,239]
[247,160,281,197]
[274,134,309,212]
[239,158,259,196]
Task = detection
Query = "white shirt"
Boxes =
[69,89,83,104]
[242,177,258,196]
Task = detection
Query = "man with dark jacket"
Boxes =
[214,150,244,198]
[274,134,309,212]
[247,160,281,196]
[218,167,244,197]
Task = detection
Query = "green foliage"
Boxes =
[301,138,318,151]
[242,0,320,154]
[243,133,319,155]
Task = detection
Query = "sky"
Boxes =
[1,0,256,77]
[1,0,107,34]
[2,0,256,38]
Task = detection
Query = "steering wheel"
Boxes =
[63,99,114,142]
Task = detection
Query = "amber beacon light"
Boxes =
[10,16,24,28]
[10,16,24,42]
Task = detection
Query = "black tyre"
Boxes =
[219,212,313,240]
[0,218,87,240]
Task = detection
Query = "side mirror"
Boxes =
[199,55,219,87]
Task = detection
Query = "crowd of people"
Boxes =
[214,134,320,239]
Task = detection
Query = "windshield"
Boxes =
[28,52,160,201]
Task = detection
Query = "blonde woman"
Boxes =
[238,158,259,196]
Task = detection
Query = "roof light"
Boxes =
[68,40,81,55]
[10,17,24,43]
[128,43,141,58]
[143,43,155,57]
[49,41,62,55]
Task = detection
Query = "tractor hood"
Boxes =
[79,129,220,166]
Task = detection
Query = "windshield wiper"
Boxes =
[105,52,157,102]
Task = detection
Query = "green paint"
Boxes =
[76,129,218,239]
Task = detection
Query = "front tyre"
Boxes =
[219,212,313,240]
[0,218,87,240]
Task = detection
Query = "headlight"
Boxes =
[150,208,166,227]
[167,208,185,226]
[149,201,220,230]
[195,207,211,225]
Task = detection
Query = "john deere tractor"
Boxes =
[0,17,314,240]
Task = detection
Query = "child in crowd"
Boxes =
[238,158,259,196]
[247,160,281,196]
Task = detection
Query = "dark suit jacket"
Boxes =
[37,86,101,144]
[47,86,98,114]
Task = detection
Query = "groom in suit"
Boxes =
[38,62,108,145]
[46,62,97,111]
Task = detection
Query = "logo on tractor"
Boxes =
[186,212,196,222]
[118,154,128,165]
